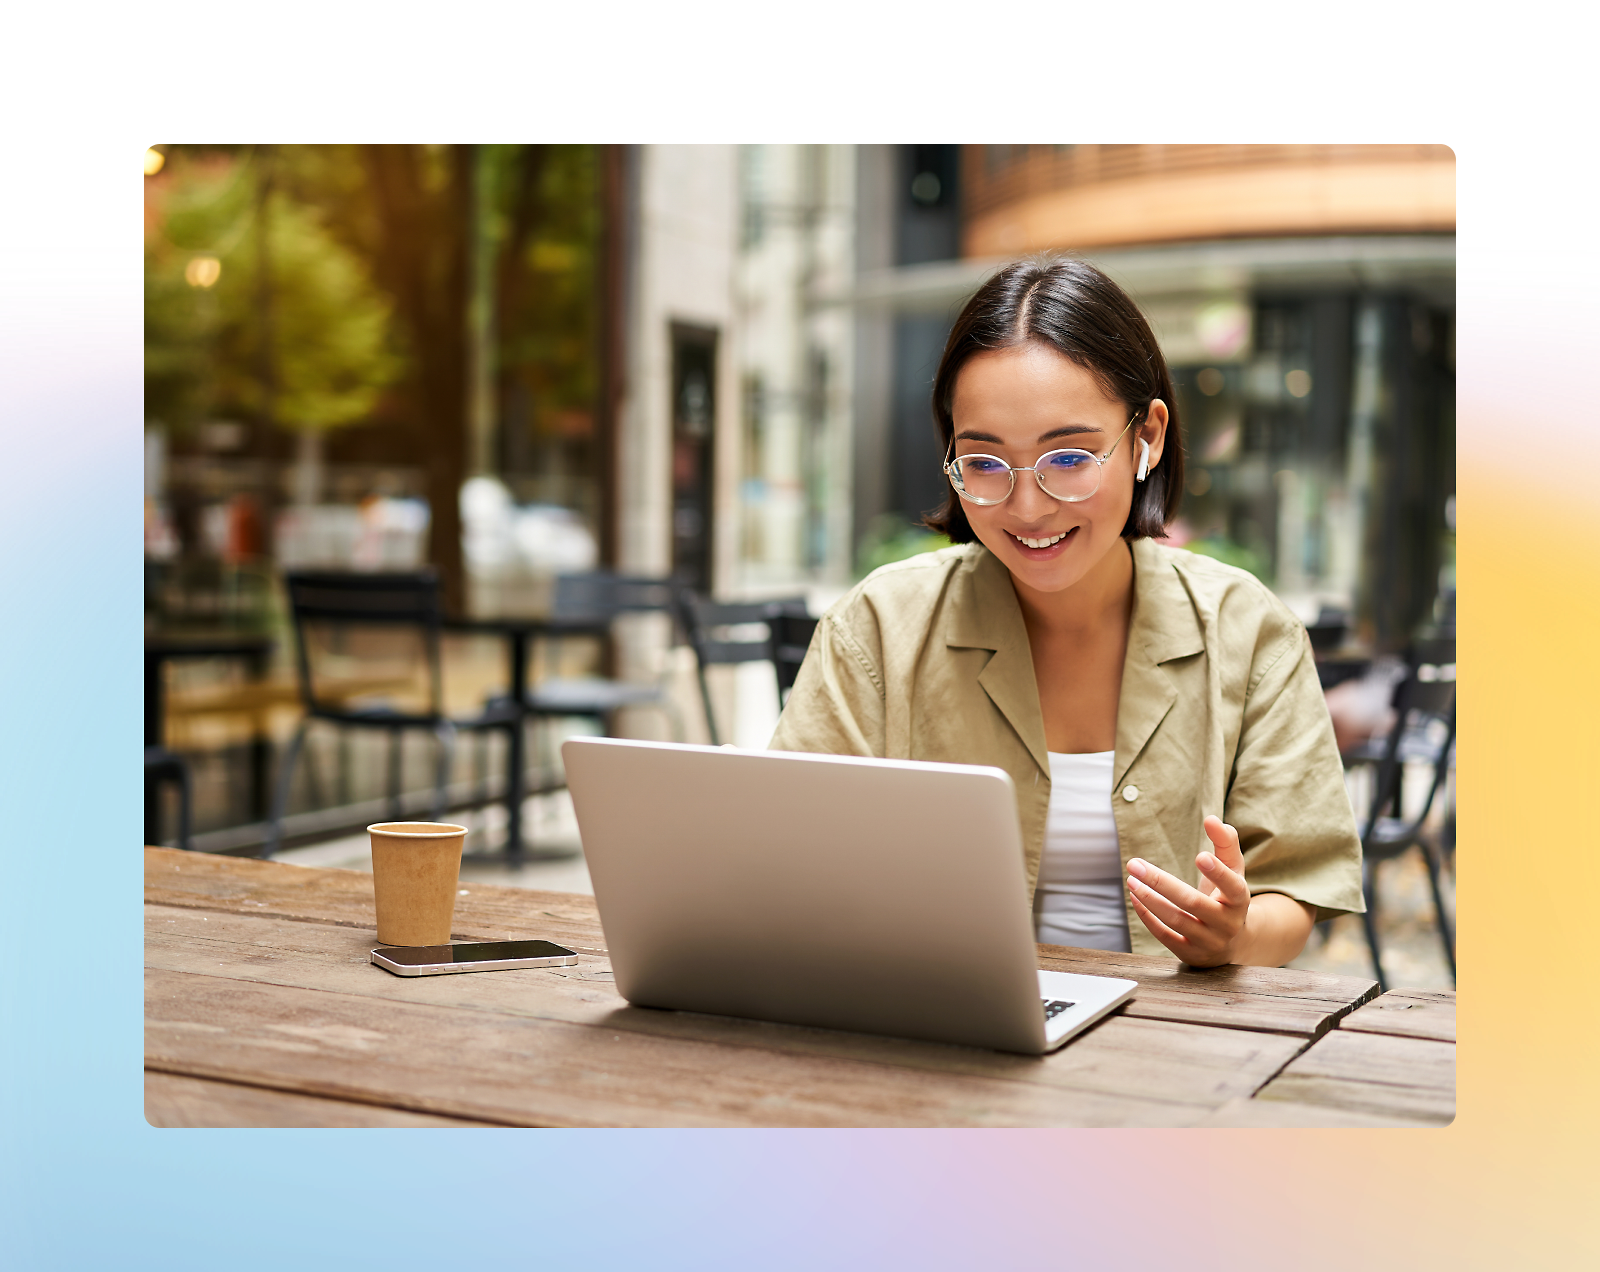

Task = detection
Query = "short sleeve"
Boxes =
[768,612,886,758]
[1225,628,1366,920]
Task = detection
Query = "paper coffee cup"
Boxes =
[368,822,467,946]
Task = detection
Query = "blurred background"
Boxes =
[144,144,1455,985]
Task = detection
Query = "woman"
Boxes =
[770,258,1362,966]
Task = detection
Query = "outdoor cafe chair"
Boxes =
[768,611,820,709]
[1345,635,1457,992]
[264,570,521,857]
[674,590,810,746]
[144,745,193,852]
[513,570,686,747]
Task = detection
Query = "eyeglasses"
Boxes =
[944,414,1141,506]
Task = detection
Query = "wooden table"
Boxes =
[145,848,1455,1128]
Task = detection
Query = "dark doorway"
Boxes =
[891,313,954,525]
[896,145,962,266]
[670,323,718,592]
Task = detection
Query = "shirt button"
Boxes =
[1122,785,1139,802]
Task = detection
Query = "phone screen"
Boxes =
[378,940,575,966]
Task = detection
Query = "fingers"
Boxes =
[1203,816,1245,872]
[1127,853,1248,966]
[1128,882,1235,967]
[1196,850,1251,906]
[1126,870,1210,941]
[1126,886,1194,961]
[1127,858,1224,924]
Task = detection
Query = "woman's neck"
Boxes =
[1011,539,1135,640]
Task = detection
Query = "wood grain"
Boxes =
[1338,989,1456,1043]
[146,905,1304,1124]
[1189,1096,1431,1129]
[1039,944,1375,1038]
[1253,1028,1455,1126]
[145,850,1410,1128]
[145,1071,499,1128]
[150,967,1230,1128]
[1253,1076,1455,1125]
[145,846,608,953]
[146,850,1378,1039]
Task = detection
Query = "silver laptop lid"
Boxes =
[563,737,1047,1052]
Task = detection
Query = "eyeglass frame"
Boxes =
[942,410,1146,506]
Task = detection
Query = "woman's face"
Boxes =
[948,341,1167,598]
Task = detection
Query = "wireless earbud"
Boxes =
[1136,438,1150,482]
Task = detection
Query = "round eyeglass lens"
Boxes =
[1035,449,1101,501]
[951,450,1103,503]
[952,455,1015,503]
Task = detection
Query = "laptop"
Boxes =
[561,737,1136,1054]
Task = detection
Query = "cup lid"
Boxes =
[367,822,468,837]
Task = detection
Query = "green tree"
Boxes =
[148,144,608,614]
[145,148,399,439]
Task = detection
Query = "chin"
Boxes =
[985,525,1115,594]
[1015,558,1095,594]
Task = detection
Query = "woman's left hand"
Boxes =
[1125,815,1251,968]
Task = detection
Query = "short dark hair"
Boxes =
[923,256,1184,542]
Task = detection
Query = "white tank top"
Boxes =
[1033,750,1132,953]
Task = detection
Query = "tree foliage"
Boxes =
[144,147,400,437]
[145,144,606,613]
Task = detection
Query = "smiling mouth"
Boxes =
[1008,528,1074,549]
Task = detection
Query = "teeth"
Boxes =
[1012,530,1068,549]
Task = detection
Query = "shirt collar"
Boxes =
[1127,537,1206,667]
[943,539,1206,785]
[943,538,1203,661]
[1116,538,1206,788]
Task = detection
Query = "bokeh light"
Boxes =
[183,255,221,288]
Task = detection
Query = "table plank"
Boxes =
[1338,989,1456,1043]
[147,849,1378,1039]
[147,905,1304,1109]
[145,847,606,954]
[1253,1028,1455,1126]
[145,1071,499,1128]
[1189,1097,1428,1129]
[1039,944,1376,1039]
[1037,941,1379,1006]
[150,968,1220,1128]
[1255,1076,1455,1125]
[146,906,1305,1126]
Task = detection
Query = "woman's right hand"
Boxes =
[1124,816,1252,967]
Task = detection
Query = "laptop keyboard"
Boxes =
[1042,999,1077,1021]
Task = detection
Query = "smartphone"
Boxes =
[370,939,579,976]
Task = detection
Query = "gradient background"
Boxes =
[3,7,1595,1268]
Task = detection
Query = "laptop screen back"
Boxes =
[563,737,1046,1052]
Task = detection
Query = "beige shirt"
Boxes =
[769,538,1364,957]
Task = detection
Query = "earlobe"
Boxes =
[1136,438,1150,482]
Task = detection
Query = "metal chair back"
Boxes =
[268,571,463,856]
[1354,634,1456,991]
[1361,637,1455,844]
[551,572,675,623]
[769,612,820,703]
[144,747,193,851]
[283,570,444,724]
[673,590,809,745]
